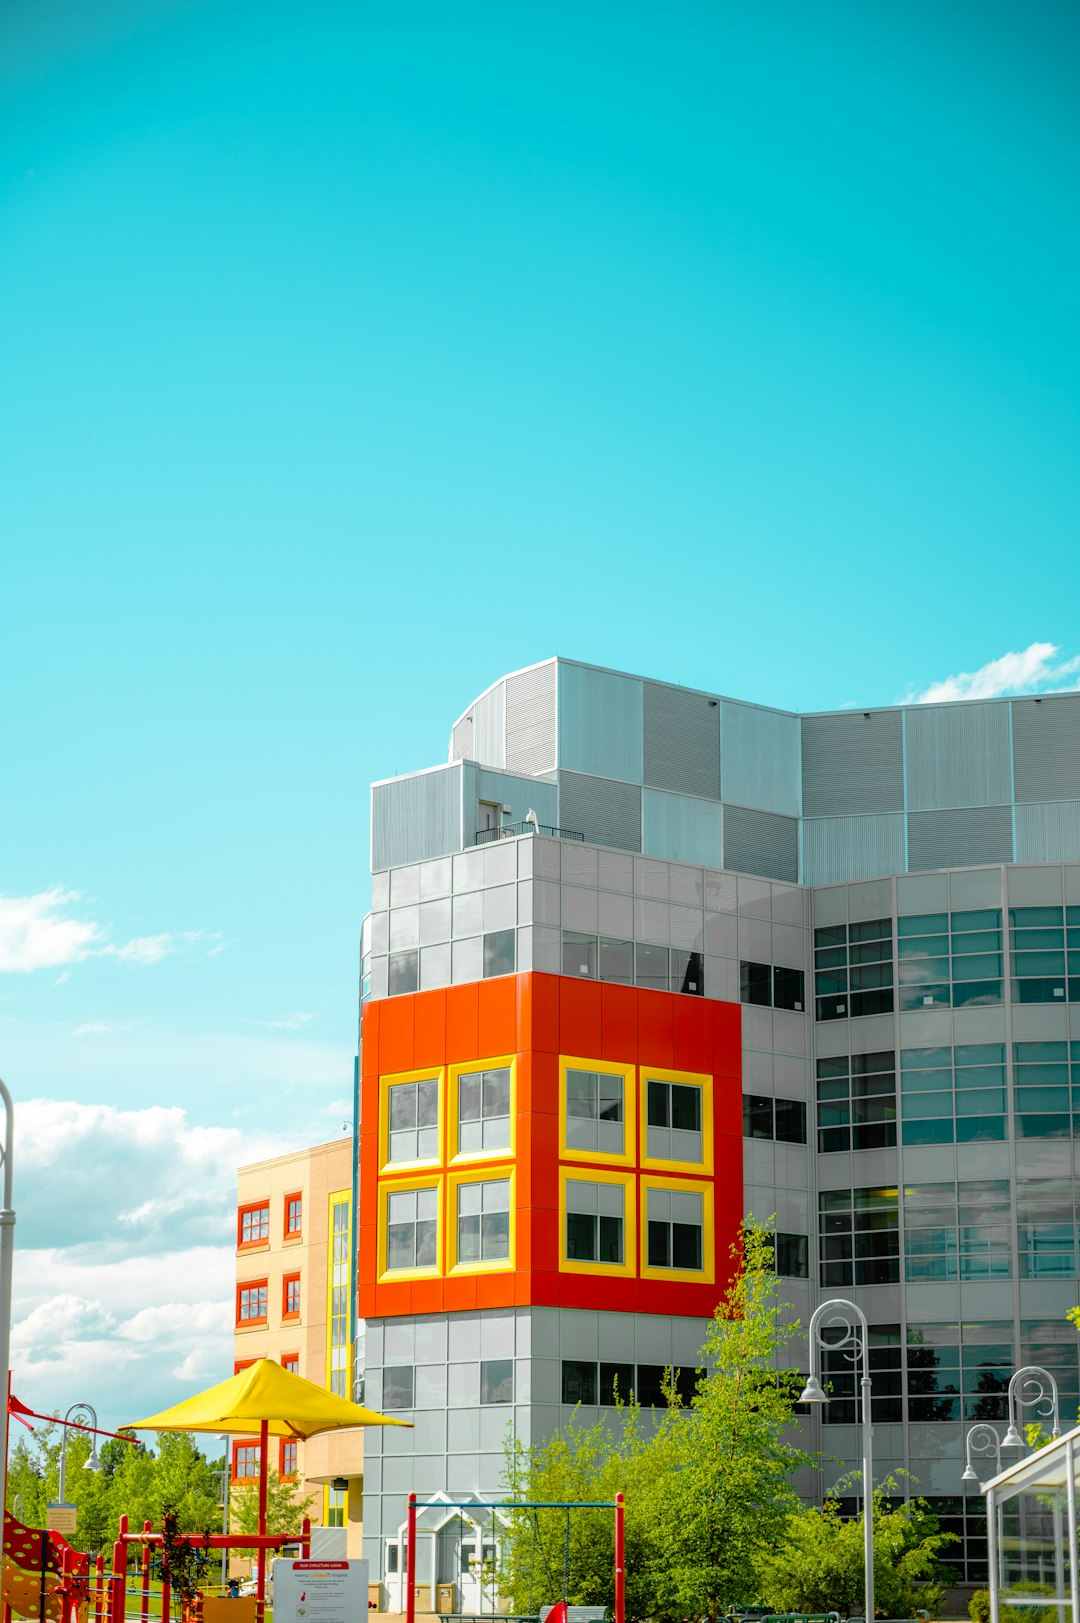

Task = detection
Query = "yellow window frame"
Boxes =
[447,1054,517,1164]
[378,1066,445,1175]
[639,1173,715,1284]
[558,1165,637,1277]
[376,1173,443,1282]
[558,1054,636,1167]
[638,1065,714,1175]
[446,1165,516,1275]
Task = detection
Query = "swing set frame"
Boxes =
[404,1495,625,1623]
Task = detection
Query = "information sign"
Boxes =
[45,1504,77,1537]
[272,1559,369,1623]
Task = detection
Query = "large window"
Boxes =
[906,1322,1013,1422]
[382,1366,415,1410]
[480,1359,513,1404]
[904,1180,1012,1283]
[565,1179,624,1264]
[385,1187,437,1271]
[742,1094,806,1144]
[237,1282,268,1322]
[559,932,703,996]
[822,1323,902,1424]
[1010,905,1080,1004]
[388,1077,440,1163]
[818,1187,899,1287]
[646,1186,703,1271]
[1018,1180,1078,1278]
[900,1042,1007,1146]
[1013,1040,1080,1138]
[458,1066,511,1153]
[239,1204,269,1246]
[388,948,419,996]
[774,1232,809,1278]
[815,1051,896,1151]
[328,1196,350,1397]
[456,1177,511,1263]
[740,961,805,1012]
[565,1068,625,1155]
[646,1077,703,1164]
[560,1361,696,1407]
[814,919,894,1021]
[898,908,1004,1011]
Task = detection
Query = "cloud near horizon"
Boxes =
[907,641,1080,705]
[0,888,221,973]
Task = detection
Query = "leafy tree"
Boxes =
[230,1468,314,1537]
[757,1487,956,1619]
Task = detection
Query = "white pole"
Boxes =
[1065,1438,1079,1623]
[0,1080,14,1525]
[986,1486,999,1623]
[861,1366,874,1623]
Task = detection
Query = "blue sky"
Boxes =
[1,0,1078,1425]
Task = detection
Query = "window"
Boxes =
[599,1362,634,1405]
[598,936,633,984]
[456,1178,511,1264]
[646,1076,703,1164]
[815,1051,896,1151]
[238,1204,269,1247]
[280,1440,297,1477]
[383,1366,415,1410]
[904,1180,1012,1283]
[388,1077,440,1163]
[774,1232,809,1278]
[561,1360,596,1405]
[565,1179,624,1264]
[563,931,597,978]
[899,909,1004,1010]
[285,1194,302,1237]
[741,1094,806,1144]
[388,948,419,996]
[282,1273,301,1318]
[484,928,516,978]
[559,932,703,995]
[635,941,668,992]
[281,1353,299,1375]
[1013,1040,1079,1139]
[900,1043,1007,1147]
[326,1485,346,1528]
[237,1281,267,1323]
[646,1186,703,1271]
[740,962,805,1012]
[457,1066,511,1153]
[1018,1181,1078,1278]
[565,1067,625,1155]
[814,920,894,1020]
[385,1187,438,1271]
[823,1324,903,1424]
[233,1444,260,1481]
[480,1359,513,1404]
[1010,905,1071,1004]
[740,960,771,1007]
[671,949,704,996]
[906,1322,1013,1422]
[921,1497,988,1585]
[818,1187,899,1287]
[327,1196,351,1397]
[234,1359,255,1375]
[560,1361,696,1407]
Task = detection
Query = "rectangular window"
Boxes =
[456,1178,511,1263]
[565,1068,625,1155]
[561,1360,597,1405]
[824,1324,903,1425]
[646,1077,703,1163]
[818,1187,899,1287]
[280,1440,297,1477]
[740,962,805,1012]
[742,1095,806,1144]
[458,1066,511,1153]
[388,1077,440,1163]
[773,964,805,1012]
[565,1179,624,1264]
[237,1282,267,1323]
[740,960,772,1006]
[906,1322,1013,1423]
[1018,1180,1078,1278]
[598,936,633,984]
[815,920,894,1020]
[743,1094,774,1139]
[599,1362,634,1405]
[281,1353,299,1375]
[904,1180,1012,1283]
[233,1444,260,1481]
[480,1359,513,1404]
[383,1366,415,1410]
[562,931,597,978]
[1014,1041,1073,1139]
[815,1051,896,1152]
[483,928,516,978]
[388,948,419,996]
[671,948,704,996]
[385,1187,438,1271]
[646,1186,703,1271]
[282,1273,301,1318]
[239,1204,270,1247]
[285,1195,302,1237]
[775,1232,809,1278]
[1010,906,1067,1004]
[326,1485,346,1528]
[635,941,668,993]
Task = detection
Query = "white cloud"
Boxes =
[245,1012,316,1031]
[74,1020,124,1037]
[908,641,1080,705]
[0,890,223,974]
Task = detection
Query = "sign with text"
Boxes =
[272,1559,369,1623]
[45,1504,77,1537]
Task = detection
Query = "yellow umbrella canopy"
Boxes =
[124,1355,411,1438]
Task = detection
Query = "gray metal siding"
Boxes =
[721,700,801,816]
[642,683,720,798]
[801,711,904,816]
[558,770,642,852]
[801,813,906,885]
[557,662,643,782]
[641,788,723,866]
[371,766,462,870]
[450,714,473,762]
[1012,696,1080,802]
[722,804,798,882]
[504,661,557,777]
[904,701,1012,810]
[907,805,1014,871]
[471,681,506,769]
[1015,799,1080,862]
[476,769,559,830]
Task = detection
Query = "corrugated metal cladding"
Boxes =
[801,711,904,817]
[557,662,643,782]
[642,683,719,799]
[504,661,558,777]
[473,767,559,830]
[449,714,473,763]
[1012,697,1080,802]
[371,766,462,870]
[802,812,906,886]
[470,682,506,769]
[904,701,1012,811]
[1015,800,1080,862]
[558,770,642,852]
[907,805,1014,871]
[721,700,801,817]
[722,804,798,882]
[642,788,723,866]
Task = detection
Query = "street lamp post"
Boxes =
[799,1299,874,1623]
[962,1422,1003,1484]
[1003,1366,1061,1450]
[57,1404,101,1506]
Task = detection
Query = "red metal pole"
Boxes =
[255,1421,269,1623]
[301,1518,311,1562]
[614,1493,625,1623]
[405,1494,416,1623]
[95,1552,106,1623]
[140,1522,152,1623]
[161,1577,170,1623]
[114,1517,129,1623]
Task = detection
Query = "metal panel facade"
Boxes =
[558,770,642,851]
[642,788,723,866]
[722,804,798,882]
[449,714,473,762]
[504,660,557,777]
[1012,696,1080,803]
[904,701,1012,811]
[907,805,1014,870]
[471,681,506,770]
[801,812,906,885]
[557,662,643,782]
[1015,799,1080,862]
[371,766,462,871]
[801,711,905,817]
[721,700,801,816]
[642,682,720,798]
[476,768,559,830]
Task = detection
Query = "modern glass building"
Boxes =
[357,656,1080,1605]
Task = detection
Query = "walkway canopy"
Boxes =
[982,1421,1080,1623]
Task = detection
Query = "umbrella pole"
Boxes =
[256,1420,269,1622]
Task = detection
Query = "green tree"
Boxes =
[230,1469,314,1537]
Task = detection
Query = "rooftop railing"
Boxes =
[474,820,584,846]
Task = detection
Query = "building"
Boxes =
[234,1138,359,1555]
[357,655,1080,1603]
